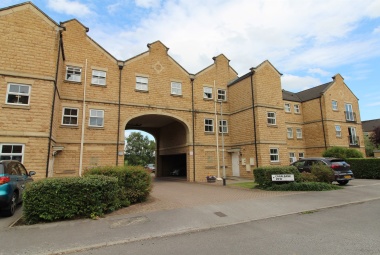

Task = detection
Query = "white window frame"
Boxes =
[136,76,148,91]
[0,144,24,162]
[219,120,228,133]
[348,127,357,145]
[91,70,106,85]
[217,89,227,101]
[267,112,276,125]
[299,152,304,159]
[345,103,354,121]
[66,66,82,82]
[270,148,279,162]
[294,104,300,114]
[332,100,338,111]
[284,103,291,112]
[204,119,214,133]
[203,87,213,99]
[6,83,31,105]
[287,128,293,138]
[171,82,182,95]
[62,107,79,126]
[335,125,342,137]
[289,152,296,163]
[296,128,302,139]
[89,109,104,127]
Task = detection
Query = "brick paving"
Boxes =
[108,177,302,216]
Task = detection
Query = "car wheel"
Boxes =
[4,192,18,217]
[337,180,349,185]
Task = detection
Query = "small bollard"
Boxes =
[222,177,226,186]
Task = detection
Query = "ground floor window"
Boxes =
[270,148,279,162]
[299,152,304,159]
[289,152,296,163]
[0,144,24,162]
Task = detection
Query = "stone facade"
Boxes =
[0,2,365,181]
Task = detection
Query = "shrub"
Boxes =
[322,146,363,159]
[345,158,380,179]
[254,166,301,187]
[300,172,318,182]
[23,175,119,224]
[311,164,335,183]
[265,182,342,191]
[84,165,152,204]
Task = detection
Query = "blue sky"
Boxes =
[2,0,380,125]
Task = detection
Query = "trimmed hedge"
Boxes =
[254,166,301,187]
[322,146,363,159]
[266,182,342,191]
[346,158,380,179]
[23,175,120,224]
[84,165,152,204]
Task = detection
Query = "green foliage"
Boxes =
[364,135,376,157]
[254,166,301,187]
[370,126,380,147]
[345,158,380,179]
[124,132,156,166]
[311,164,335,183]
[265,182,342,191]
[23,175,120,225]
[300,172,318,182]
[322,146,363,159]
[84,165,152,204]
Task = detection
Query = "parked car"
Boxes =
[0,160,35,216]
[145,164,155,173]
[291,157,354,185]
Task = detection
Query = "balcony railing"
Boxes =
[348,135,360,147]
[344,111,356,122]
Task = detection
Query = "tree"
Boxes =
[369,126,380,147]
[124,132,156,166]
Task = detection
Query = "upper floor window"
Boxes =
[204,119,214,133]
[92,70,106,85]
[219,120,228,133]
[332,100,338,111]
[287,128,293,138]
[284,103,291,112]
[345,103,354,121]
[294,104,300,114]
[335,125,341,137]
[267,112,276,125]
[296,128,302,139]
[270,148,279,162]
[66,66,81,82]
[136,76,148,91]
[0,144,24,162]
[171,82,182,95]
[217,89,227,101]
[89,109,104,127]
[6,84,30,105]
[203,87,212,99]
[62,107,78,126]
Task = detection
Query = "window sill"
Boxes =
[294,112,301,115]
[205,132,215,135]
[270,161,281,165]
[287,137,294,140]
[285,111,291,114]
[88,126,104,130]
[296,137,303,140]
[60,125,79,129]
[2,104,30,110]
[64,80,82,85]
[91,84,107,87]
[218,133,229,136]
[203,98,213,101]
[171,94,183,97]
[135,89,148,93]
[267,124,278,128]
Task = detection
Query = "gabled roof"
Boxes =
[362,119,380,132]
[295,82,333,102]
[60,19,89,32]
[282,90,302,102]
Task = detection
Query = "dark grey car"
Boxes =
[291,157,354,185]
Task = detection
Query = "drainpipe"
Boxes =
[79,59,88,177]
[116,62,124,165]
[250,68,259,167]
[46,28,63,178]
[190,75,195,182]
[319,96,327,150]
[214,81,221,179]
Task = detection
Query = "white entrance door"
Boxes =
[232,152,240,177]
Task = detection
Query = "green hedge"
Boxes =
[266,182,342,191]
[254,166,301,187]
[346,158,380,179]
[23,175,119,224]
[84,165,152,204]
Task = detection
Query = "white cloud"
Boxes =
[47,0,92,17]
[135,0,161,8]
[374,26,380,34]
[307,68,330,77]
[281,74,322,92]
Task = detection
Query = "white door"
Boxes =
[232,152,240,177]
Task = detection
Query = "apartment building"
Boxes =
[0,2,364,181]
